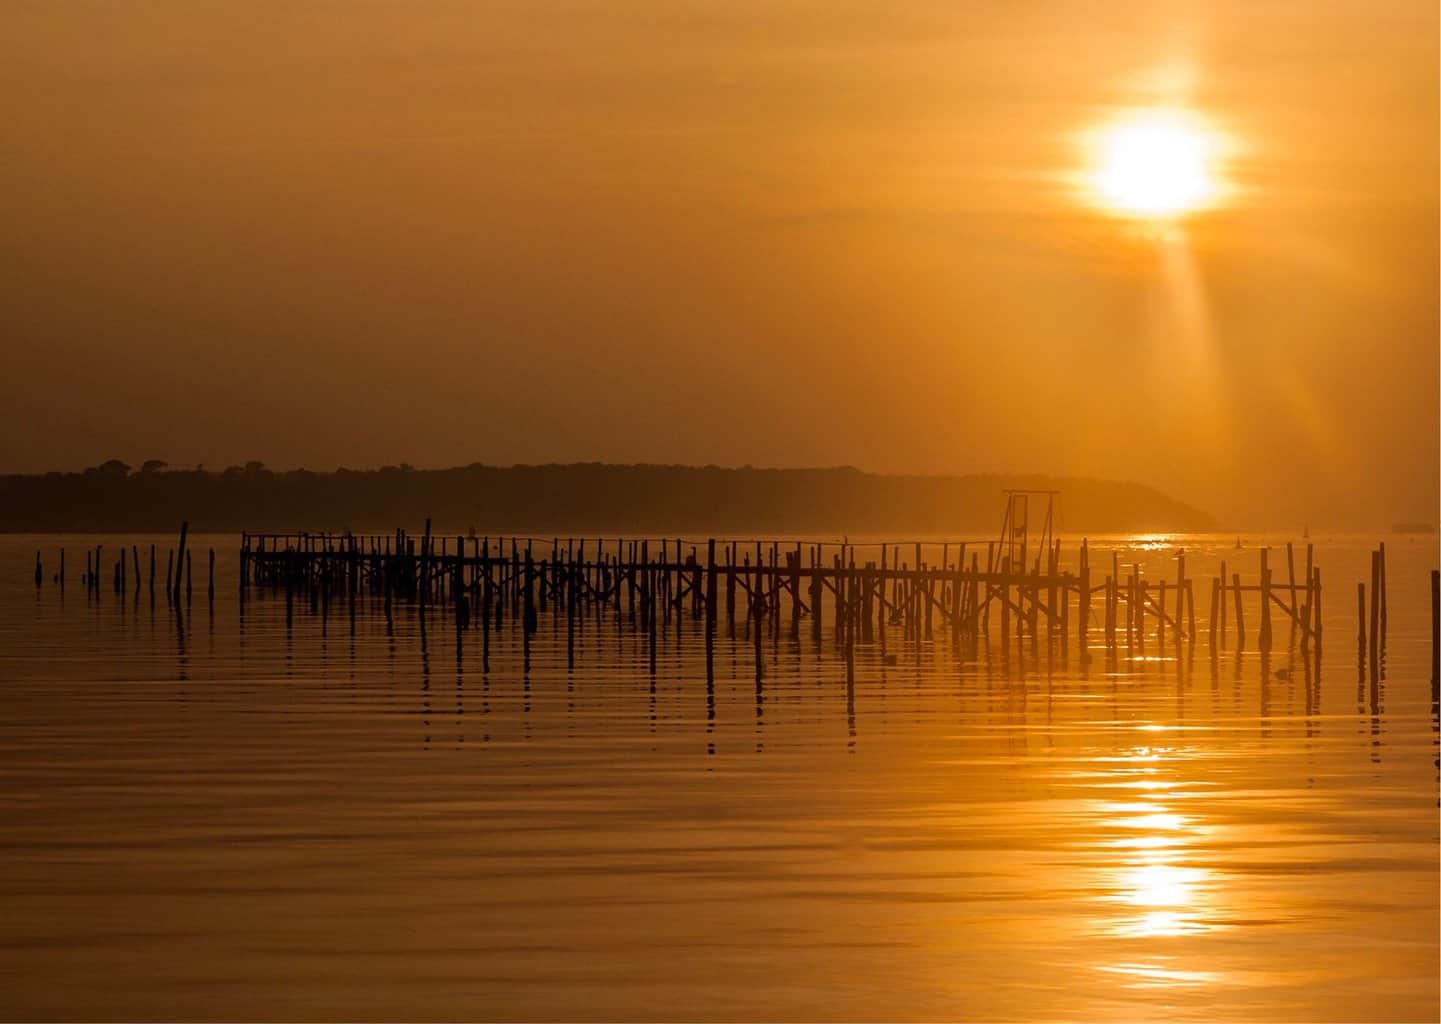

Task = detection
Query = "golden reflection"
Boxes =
[1096,961,1221,987]
[1092,747,1223,948]
[1128,535,1175,551]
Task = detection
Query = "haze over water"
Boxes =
[2,533,1435,1021]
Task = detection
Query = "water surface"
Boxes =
[1,534,1436,1021]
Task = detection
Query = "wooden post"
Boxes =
[1028,564,1039,650]
[1175,550,1186,641]
[172,522,189,605]
[419,518,433,609]
[1258,548,1272,651]
[789,542,801,637]
[1046,542,1058,648]
[453,555,468,631]
[1208,577,1220,649]
[999,557,1011,656]
[1378,541,1388,634]
[752,578,764,683]
[1218,558,1228,647]
[1369,549,1381,673]
[1104,574,1115,646]
[727,546,737,637]
[1285,542,1298,645]
[705,539,717,682]
[523,547,536,636]
[924,565,935,642]
[1127,567,1137,647]
[567,556,576,670]
[481,539,491,672]
[1357,582,1366,651]
[648,552,658,676]
[207,548,215,602]
[1232,573,1245,649]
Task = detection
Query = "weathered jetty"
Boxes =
[43,490,1438,686]
[232,493,1329,676]
[29,493,1437,710]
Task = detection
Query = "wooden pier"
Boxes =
[233,518,1326,673]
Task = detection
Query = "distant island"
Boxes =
[0,461,1214,535]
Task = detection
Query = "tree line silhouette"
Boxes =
[0,461,1213,534]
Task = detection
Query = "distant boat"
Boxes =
[1234,536,1243,550]
[1392,522,1436,535]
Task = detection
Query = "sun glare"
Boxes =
[1089,110,1220,218]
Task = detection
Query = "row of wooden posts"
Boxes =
[231,522,1338,663]
[32,523,215,607]
[26,525,1441,699]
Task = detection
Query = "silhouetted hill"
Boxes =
[0,462,1213,535]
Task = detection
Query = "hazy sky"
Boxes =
[1,1,1435,527]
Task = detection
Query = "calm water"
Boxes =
[1,534,1436,1021]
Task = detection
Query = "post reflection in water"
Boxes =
[0,535,1436,1021]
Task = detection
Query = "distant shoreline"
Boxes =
[0,462,1212,535]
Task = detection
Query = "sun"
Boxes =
[1088,110,1220,219]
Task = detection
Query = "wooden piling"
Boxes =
[1369,549,1381,673]
[172,522,189,606]
[1258,548,1272,651]
[1357,582,1366,651]
[1218,559,1228,647]
[1157,580,1167,647]
[1285,542,1298,646]
[1378,542,1388,633]
[1174,550,1185,640]
[1232,573,1245,649]
[1208,577,1220,648]
[705,539,717,682]
[1137,579,1147,656]
[567,557,576,670]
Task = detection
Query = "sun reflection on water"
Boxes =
[1092,744,1225,955]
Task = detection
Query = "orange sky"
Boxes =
[0,1,1435,527]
